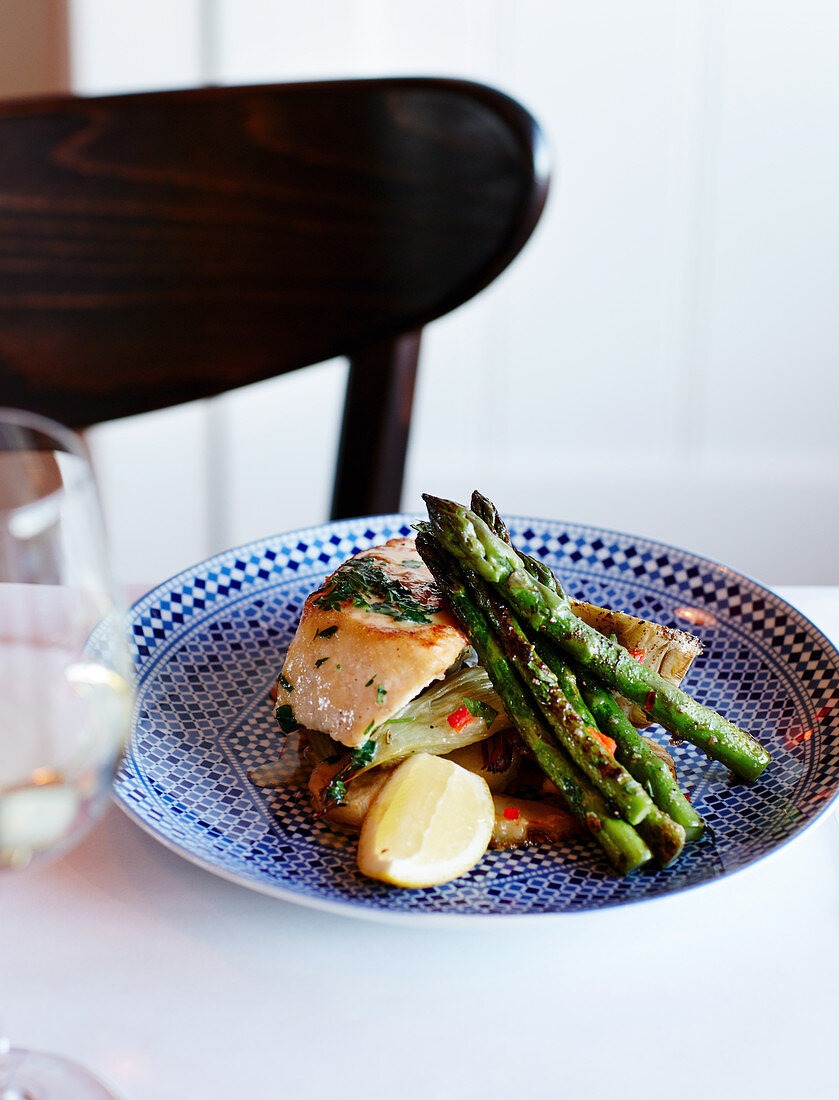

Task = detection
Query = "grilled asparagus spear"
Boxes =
[469,493,687,865]
[474,498,704,843]
[425,494,770,783]
[578,674,705,841]
[460,560,654,825]
[415,529,651,875]
[470,490,703,727]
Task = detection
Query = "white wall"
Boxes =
[69,0,839,586]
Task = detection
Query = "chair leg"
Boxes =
[330,329,422,520]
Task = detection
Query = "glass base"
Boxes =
[0,1047,116,1099]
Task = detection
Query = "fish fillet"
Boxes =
[278,538,468,747]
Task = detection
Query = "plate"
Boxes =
[113,514,839,921]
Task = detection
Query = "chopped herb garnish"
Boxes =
[315,625,338,640]
[463,698,499,727]
[277,674,293,693]
[349,739,377,770]
[336,664,341,670]
[400,560,423,569]
[324,777,347,805]
[365,677,375,687]
[313,557,440,623]
[315,657,329,668]
[322,736,378,808]
[376,684,387,704]
[275,704,297,734]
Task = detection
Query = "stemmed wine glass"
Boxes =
[0,409,133,1100]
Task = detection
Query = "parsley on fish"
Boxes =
[313,557,440,624]
[275,704,297,734]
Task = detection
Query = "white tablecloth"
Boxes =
[6,587,839,1100]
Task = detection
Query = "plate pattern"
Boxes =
[114,515,839,918]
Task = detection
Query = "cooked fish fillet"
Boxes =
[278,538,468,748]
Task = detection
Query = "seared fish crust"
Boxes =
[279,538,468,747]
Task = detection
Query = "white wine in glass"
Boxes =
[0,409,133,1100]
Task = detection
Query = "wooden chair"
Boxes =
[0,78,549,519]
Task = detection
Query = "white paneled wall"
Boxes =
[69,0,839,585]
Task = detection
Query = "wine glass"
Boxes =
[0,409,133,1100]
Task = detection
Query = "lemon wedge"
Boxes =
[357,753,494,888]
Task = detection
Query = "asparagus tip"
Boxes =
[422,493,467,525]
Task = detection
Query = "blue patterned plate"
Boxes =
[113,514,839,922]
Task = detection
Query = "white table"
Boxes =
[6,587,839,1100]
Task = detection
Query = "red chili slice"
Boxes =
[587,725,617,756]
[447,706,472,733]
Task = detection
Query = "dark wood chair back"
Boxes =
[0,78,549,518]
